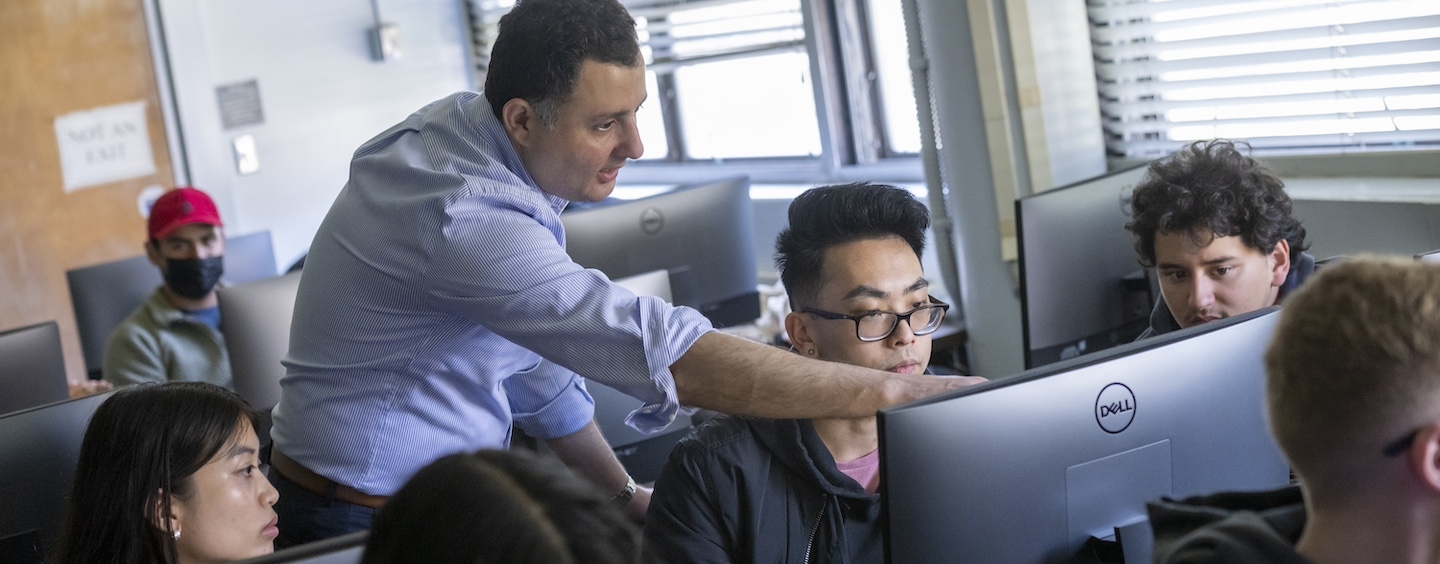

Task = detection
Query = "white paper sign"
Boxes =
[54,101,157,192]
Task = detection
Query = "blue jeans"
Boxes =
[269,468,376,549]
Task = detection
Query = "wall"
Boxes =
[154,0,475,269]
[0,0,175,384]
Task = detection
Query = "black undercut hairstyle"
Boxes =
[1126,139,1308,268]
[775,183,931,309]
[483,0,642,126]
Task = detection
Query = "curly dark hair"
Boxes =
[483,0,641,126]
[1126,139,1308,267]
[775,183,931,309]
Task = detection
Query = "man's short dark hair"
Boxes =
[1126,139,1308,267]
[775,183,931,308]
[483,0,642,126]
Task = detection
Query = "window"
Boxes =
[1090,0,1440,159]
[467,0,925,181]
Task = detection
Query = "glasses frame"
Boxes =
[800,296,950,343]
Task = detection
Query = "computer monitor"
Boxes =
[67,230,277,378]
[226,230,280,284]
[1017,163,1153,368]
[67,256,162,378]
[561,176,760,328]
[0,322,69,416]
[219,271,302,412]
[233,530,366,564]
[0,389,116,564]
[880,308,1290,564]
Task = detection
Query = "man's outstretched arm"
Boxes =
[671,331,986,419]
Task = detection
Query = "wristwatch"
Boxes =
[611,474,638,504]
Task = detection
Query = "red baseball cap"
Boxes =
[148,187,223,240]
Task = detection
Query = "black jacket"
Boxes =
[1140,251,1317,339]
[643,415,882,564]
[1147,485,1311,564]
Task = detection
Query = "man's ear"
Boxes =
[1268,239,1291,287]
[784,311,816,357]
[501,98,538,149]
[1409,423,1440,494]
[144,240,164,269]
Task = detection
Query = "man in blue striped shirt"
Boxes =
[268,0,984,545]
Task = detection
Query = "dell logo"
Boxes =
[1095,382,1136,434]
[639,208,664,235]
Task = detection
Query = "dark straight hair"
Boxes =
[775,182,932,309]
[53,382,260,564]
[483,0,642,124]
[362,450,639,564]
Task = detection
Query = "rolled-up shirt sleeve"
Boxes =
[427,190,714,433]
[505,359,594,439]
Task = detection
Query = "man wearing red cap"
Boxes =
[103,187,234,389]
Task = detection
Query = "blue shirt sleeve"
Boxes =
[426,189,714,433]
[505,359,594,440]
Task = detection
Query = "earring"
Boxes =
[173,530,181,540]
[808,349,815,355]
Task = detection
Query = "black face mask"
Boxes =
[164,256,225,300]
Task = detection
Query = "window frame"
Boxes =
[466,0,926,184]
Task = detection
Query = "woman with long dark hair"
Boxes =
[54,382,279,563]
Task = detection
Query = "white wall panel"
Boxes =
[155,0,473,269]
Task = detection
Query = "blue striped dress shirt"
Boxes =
[271,92,714,496]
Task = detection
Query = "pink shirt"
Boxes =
[835,449,881,494]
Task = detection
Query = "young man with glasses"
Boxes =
[644,184,950,563]
[1148,258,1440,563]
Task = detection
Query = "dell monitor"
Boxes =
[880,308,1290,564]
[560,176,760,328]
[0,321,69,416]
[0,389,117,564]
[1017,163,1152,368]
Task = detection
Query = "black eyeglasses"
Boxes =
[800,297,950,342]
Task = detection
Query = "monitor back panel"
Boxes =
[0,322,69,416]
[218,270,302,411]
[881,311,1290,564]
[67,256,163,377]
[225,230,279,284]
[561,177,759,327]
[0,390,115,563]
[1018,165,1149,366]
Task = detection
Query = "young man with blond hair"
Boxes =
[1150,258,1440,563]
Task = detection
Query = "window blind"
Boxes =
[1089,0,1440,158]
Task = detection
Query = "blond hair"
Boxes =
[1266,258,1440,489]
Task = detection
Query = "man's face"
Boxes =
[508,60,647,203]
[787,236,933,375]
[1153,230,1289,329]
